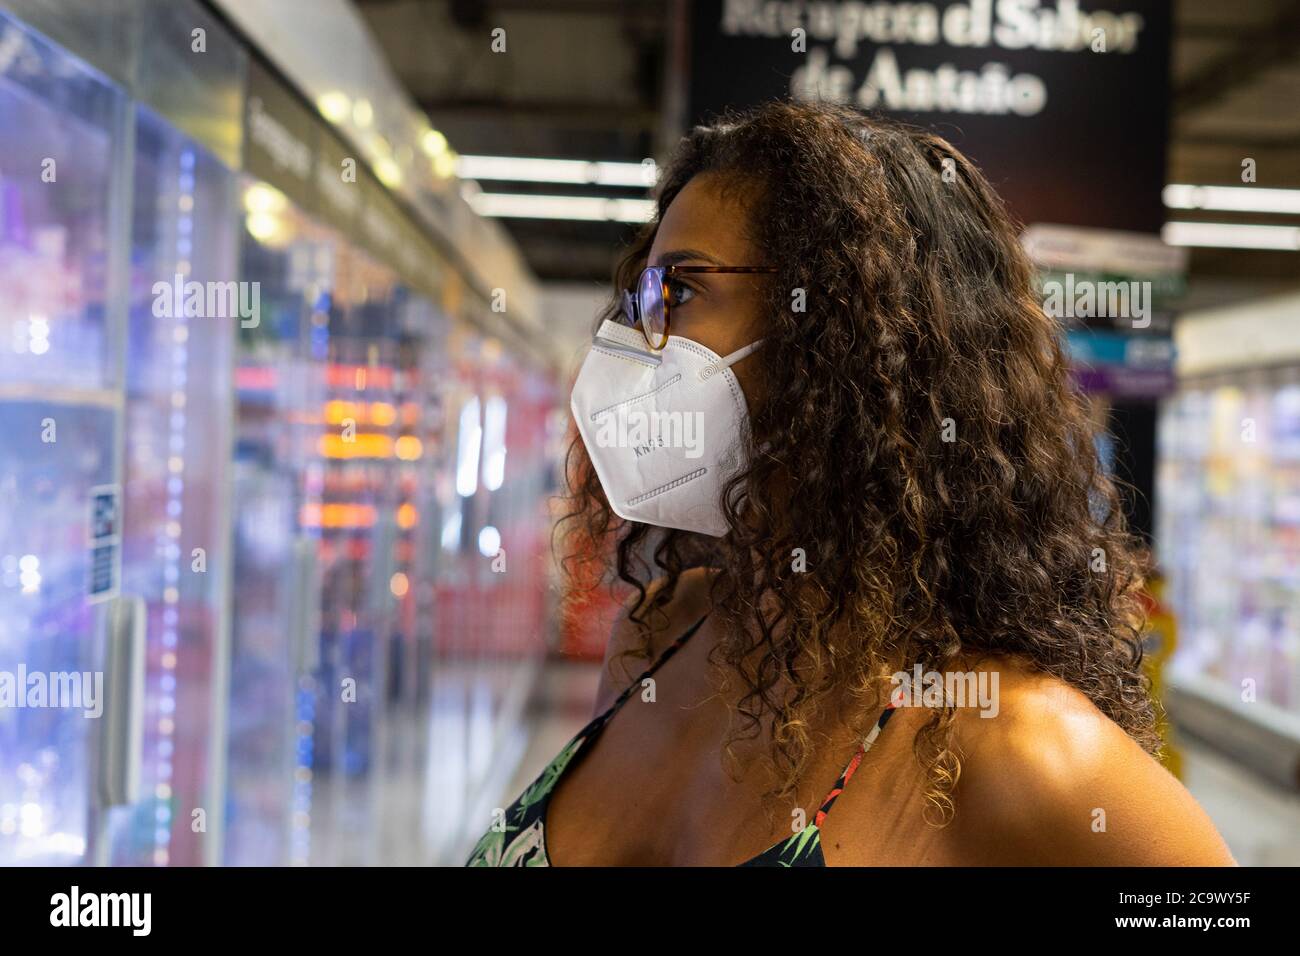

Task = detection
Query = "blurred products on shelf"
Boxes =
[1157,299,1300,792]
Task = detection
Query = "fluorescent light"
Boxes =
[373,156,402,188]
[421,128,448,158]
[456,155,656,188]
[467,192,655,222]
[1162,221,1300,250]
[1164,184,1300,215]
[316,91,350,124]
[433,150,457,180]
[455,397,482,498]
[478,525,501,558]
[591,161,658,188]
[481,395,508,491]
[458,156,589,183]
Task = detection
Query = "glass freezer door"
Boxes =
[0,11,239,866]
[99,105,238,866]
[0,13,126,865]
[225,181,336,866]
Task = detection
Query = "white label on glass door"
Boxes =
[88,484,121,603]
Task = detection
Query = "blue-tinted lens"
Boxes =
[620,289,638,327]
[638,267,666,348]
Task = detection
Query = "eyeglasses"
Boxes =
[619,264,778,351]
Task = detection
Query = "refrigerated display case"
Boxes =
[1,0,564,869]
[1158,356,1300,790]
[223,52,565,865]
[1,0,247,869]
[375,293,453,866]
[225,179,334,866]
[1158,369,1300,714]
[227,183,452,866]
[230,222,409,867]
[0,10,124,866]
[427,329,564,862]
[306,242,405,866]
[102,104,239,867]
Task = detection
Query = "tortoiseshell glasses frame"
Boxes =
[619,264,779,351]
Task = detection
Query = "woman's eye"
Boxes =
[667,278,696,308]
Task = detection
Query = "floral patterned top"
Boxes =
[464,613,899,867]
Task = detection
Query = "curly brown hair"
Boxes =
[556,98,1162,828]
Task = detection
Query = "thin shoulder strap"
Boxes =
[811,698,900,829]
[594,612,710,728]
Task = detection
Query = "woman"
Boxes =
[465,99,1236,867]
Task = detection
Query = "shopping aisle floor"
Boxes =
[501,658,1300,866]
[1174,732,1300,865]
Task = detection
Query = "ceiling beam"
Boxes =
[1175,0,1300,115]
[354,0,662,24]
[416,96,659,130]
[1176,131,1300,148]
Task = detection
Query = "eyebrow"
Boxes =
[653,248,724,267]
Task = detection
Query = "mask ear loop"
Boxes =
[721,338,766,367]
[698,338,766,381]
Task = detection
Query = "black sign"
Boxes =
[687,0,1172,233]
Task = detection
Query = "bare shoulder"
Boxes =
[590,566,718,718]
[945,655,1237,866]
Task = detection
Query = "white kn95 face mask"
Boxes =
[570,318,765,537]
